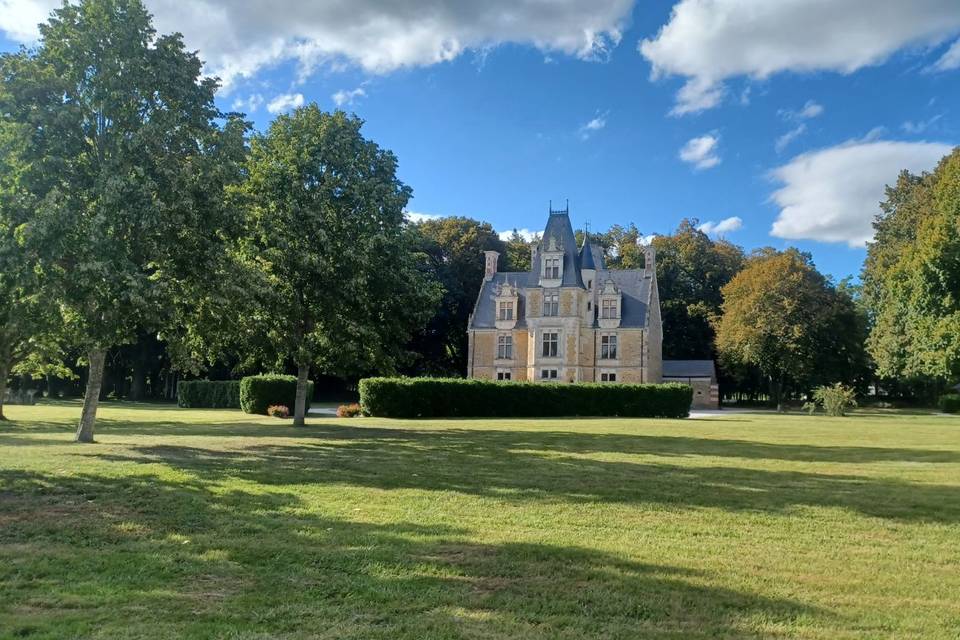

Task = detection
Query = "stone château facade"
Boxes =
[467,206,663,384]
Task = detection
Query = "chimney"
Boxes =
[644,244,656,276]
[483,250,500,281]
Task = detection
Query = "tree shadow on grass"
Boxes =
[0,468,819,639]
[85,423,960,523]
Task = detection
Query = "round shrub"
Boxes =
[336,403,362,418]
[240,374,314,415]
[267,404,290,418]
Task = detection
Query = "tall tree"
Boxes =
[651,219,745,359]
[0,111,62,419]
[406,217,505,375]
[0,0,239,441]
[503,229,534,272]
[715,249,845,410]
[234,106,439,425]
[864,148,960,383]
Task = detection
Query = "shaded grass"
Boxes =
[1,401,959,638]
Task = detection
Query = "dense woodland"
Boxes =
[2,1,959,439]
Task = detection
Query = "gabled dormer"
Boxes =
[539,234,564,287]
[598,278,621,329]
[494,282,519,330]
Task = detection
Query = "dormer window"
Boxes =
[544,257,560,279]
[601,299,618,319]
[498,301,514,321]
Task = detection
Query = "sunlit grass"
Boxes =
[1,401,958,638]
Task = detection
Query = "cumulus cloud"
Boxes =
[578,111,608,140]
[698,217,743,236]
[332,86,367,107]
[266,92,305,114]
[499,228,540,242]
[679,134,721,169]
[769,139,953,247]
[0,0,632,91]
[639,0,960,115]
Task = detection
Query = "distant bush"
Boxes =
[939,394,960,414]
[177,380,240,409]
[358,377,692,419]
[810,383,858,417]
[267,404,290,418]
[337,403,362,418]
[240,374,314,415]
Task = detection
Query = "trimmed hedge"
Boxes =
[240,374,314,415]
[939,393,960,414]
[359,377,693,418]
[177,380,241,409]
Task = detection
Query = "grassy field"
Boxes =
[1,402,958,639]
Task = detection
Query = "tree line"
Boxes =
[2,0,958,439]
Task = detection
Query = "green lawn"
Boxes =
[1,403,958,639]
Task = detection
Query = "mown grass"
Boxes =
[1,401,958,639]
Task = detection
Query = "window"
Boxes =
[540,368,558,380]
[497,334,513,359]
[541,331,559,358]
[600,334,618,359]
[497,370,511,381]
[601,299,618,319]
[498,301,514,320]
[543,290,559,316]
[543,257,561,279]
[600,372,617,382]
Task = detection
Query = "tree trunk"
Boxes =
[293,363,309,427]
[774,373,785,413]
[76,348,107,443]
[0,357,9,422]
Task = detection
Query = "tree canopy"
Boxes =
[0,0,241,440]
[231,106,440,424]
[864,148,960,384]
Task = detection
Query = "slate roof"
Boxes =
[469,210,653,330]
[529,212,585,288]
[662,360,717,380]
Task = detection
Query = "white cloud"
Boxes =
[404,211,442,224]
[933,38,960,70]
[230,93,264,113]
[902,114,943,134]
[679,134,721,169]
[698,217,743,236]
[266,92,305,114]
[499,228,539,242]
[0,0,632,91]
[639,0,960,115]
[578,111,608,140]
[332,86,367,107]
[770,139,953,247]
[775,125,807,153]
[797,100,824,120]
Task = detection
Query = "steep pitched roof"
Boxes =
[578,235,606,271]
[530,212,585,288]
[597,269,650,328]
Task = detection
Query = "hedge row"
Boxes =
[177,380,241,409]
[240,374,314,415]
[359,377,692,418]
[939,393,960,414]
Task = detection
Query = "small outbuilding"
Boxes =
[662,360,719,409]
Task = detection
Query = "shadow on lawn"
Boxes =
[81,423,960,523]
[0,468,818,639]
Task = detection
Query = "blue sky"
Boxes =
[2,0,959,280]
